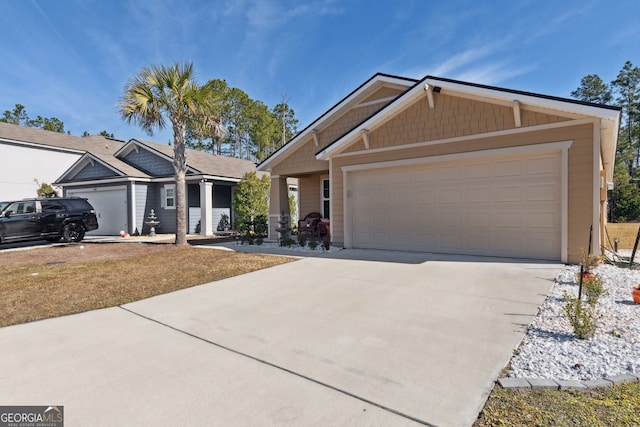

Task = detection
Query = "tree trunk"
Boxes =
[173,120,188,246]
[174,169,187,246]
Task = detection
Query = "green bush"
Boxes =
[582,276,605,306]
[232,172,270,230]
[253,214,268,237]
[564,292,599,339]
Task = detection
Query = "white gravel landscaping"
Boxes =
[507,263,640,380]
[234,241,342,254]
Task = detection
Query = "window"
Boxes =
[6,201,35,215]
[321,178,330,218]
[162,184,175,209]
[42,200,65,212]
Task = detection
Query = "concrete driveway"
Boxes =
[0,249,562,426]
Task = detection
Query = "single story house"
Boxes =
[55,138,257,236]
[0,122,114,199]
[258,73,621,263]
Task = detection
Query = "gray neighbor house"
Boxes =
[55,138,257,236]
[0,121,258,236]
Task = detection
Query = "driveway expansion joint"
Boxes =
[118,305,438,427]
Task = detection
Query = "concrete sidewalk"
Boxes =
[0,250,562,426]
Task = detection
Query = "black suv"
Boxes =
[0,198,99,244]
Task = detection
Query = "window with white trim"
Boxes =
[321,178,330,218]
[161,184,175,209]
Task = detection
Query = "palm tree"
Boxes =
[119,62,216,246]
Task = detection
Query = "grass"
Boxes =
[605,222,640,249]
[475,382,640,426]
[0,242,292,327]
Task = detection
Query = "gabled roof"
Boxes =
[55,152,152,183]
[117,138,257,180]
[0,121,125,155]
[315,75,621,180]
[257,73,417,171]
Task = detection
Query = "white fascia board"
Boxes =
[190,175,241,183]
[258,74,415,172]
[425,78,620,121]
[55,177,147,187]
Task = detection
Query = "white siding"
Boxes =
[1,143,81,199]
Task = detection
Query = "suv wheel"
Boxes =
[62,223,85,243]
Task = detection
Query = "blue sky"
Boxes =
[1,0,639,144]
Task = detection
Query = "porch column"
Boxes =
[268,176,290,240]
[199,180,213,235]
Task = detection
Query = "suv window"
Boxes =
[5,201,35,215]
[60,198,93,211]
[42,200,65,211]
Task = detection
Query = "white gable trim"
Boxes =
[316,77,619,161]
[115,138,198,174]
[258,74,415,172]
[427,78,620,121]
[56,153,125,182]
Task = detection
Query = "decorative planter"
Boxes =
[633,288,640,304]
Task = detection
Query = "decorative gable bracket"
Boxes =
[361,129,370,149]
[513,100,522,128]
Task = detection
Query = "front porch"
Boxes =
[268,173,328,242]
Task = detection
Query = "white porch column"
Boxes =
[199,180,213,235]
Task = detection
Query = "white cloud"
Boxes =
[429,45,499,77]
[453,61,537,86]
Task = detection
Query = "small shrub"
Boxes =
[580,248,601,273]
[298,233,307,247]
[582,276,605,306]
[564,291,599,339]
[308,240,318,251]
[253,215,268,237]
[255,237,263,246]
[322,233,331,251]
[285,238,295,247]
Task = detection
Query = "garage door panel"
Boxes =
[526,211,558,228]
[465,163,491,179]
[439,166,464,181]
[465,187,491,203]
[526,183,557,201]
[349,152,561,260]
[466,212,491,228]
[527,156,558,175]
[495,185,523,202]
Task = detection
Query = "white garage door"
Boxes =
[349,152,561,260]
[67,186,128,235]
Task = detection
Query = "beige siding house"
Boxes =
[258,73,621,263]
